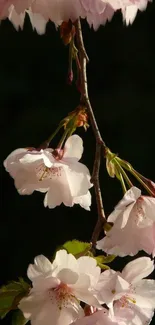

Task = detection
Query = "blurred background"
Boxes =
[1,2,155,324]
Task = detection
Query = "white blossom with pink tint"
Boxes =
[96,187,155,257]
[0,0,151,33]
[4,135,92,210]
[19,249,101,325]
[96,257,155,325]
[8,5,47,34]
[79,0,115,30]
[121,0,151,25]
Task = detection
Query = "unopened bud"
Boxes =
[60,21,75,45]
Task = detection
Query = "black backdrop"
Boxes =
[1,3,155,324]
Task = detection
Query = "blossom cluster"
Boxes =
[18,250,155,325]
[4,135,155,257]
[0,0,151,33]
[3,134,155,325]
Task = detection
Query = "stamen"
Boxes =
[127,296,136,304]
[35,164,62,181]
[48,283,75,310]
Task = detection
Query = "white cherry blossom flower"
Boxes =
[0,0,151,33]
[96,187,155,257]
[96,257,155,325]
[19,249,101,325]
[4,135,92,210]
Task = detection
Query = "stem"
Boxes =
[74,19,107,246]
[38,124,62,149]
[57,128,70,149]
[91,145,106,246]
[114,159,133,188]
[119,172,127,194]
[47,124,62,145]
[129,169,154,196]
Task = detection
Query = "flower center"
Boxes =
[116,294,136,308]
[133,198,145,224]
[48,283,75,310]
[35,164,62,181]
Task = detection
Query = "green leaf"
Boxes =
[0,279,30,294]
[12,310,28,325]
[0,293,15,316]
[62,240,91,257]
[0,280,30,320]
[95,255,116,264]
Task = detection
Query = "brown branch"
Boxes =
[74,19,107,247]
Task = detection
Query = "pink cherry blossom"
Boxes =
[4,135,92,210]
[19,250,101,325]
[96,257,155,325]
[96,187,155,257]
[0,0,151,33]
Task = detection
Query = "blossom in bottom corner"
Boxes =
[4,135,92,210]
[71,307,124,325]
[96,186,155,257]
[19,249,101,325]
[96,257,155,325]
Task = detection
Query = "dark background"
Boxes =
[1,3,155,324]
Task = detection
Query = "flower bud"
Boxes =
[60,21,75,45]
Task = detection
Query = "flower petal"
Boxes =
[28,10,47,34]
[122,5,138,26]
[27,255,53,280]
[43,167,73,208]
[71,308,119,325]
[3,148,27,177]
[131,279,155,308]
[20,291,84,325]
[52,250,79,277]
[73,191,92,211]
[138,196,155,225]
[121,257,154,283]
[64,162,92,197]
[63,135,83,161]
[96,270,129,306]
[114,187,141,213]
[57,268,79,285]
[77,256,100,287]
[19,293,44,320]
[20,151,53,168]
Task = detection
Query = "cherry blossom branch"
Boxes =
[74,19,107,247]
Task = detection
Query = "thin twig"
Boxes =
[74,19,107,246]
